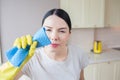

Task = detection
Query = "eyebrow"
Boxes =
[45,26,68,30]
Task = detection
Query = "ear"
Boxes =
[69,30,71,34]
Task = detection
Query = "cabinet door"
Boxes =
[60,0,105,28]
[97,62,115,80]
[86,0,105,28]
[99,61,120,80]
[60,0,84,28]
[105,0,120,27]
[85,61,120,80]
[114,61,120,80]
[84,64,98,80]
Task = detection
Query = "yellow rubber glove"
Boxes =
[0,27,51,80]
[13,34,37,66]
[13,35,33,49]
[0,35,37,80]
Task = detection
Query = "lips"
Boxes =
[51,44,59,48]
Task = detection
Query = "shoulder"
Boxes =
[68,44,86,61]
[68,44,85,55]
[29,47,43,62]
[68,44,89,68]
[22,47,43,70]
[21,47,43,76]
[34,47,43,54]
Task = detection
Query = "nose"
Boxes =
[51,31,59,41]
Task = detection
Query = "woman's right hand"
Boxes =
[13,35,33,49]
[0,35,37,80]
[6,27,51,67]
[6,35,37,67]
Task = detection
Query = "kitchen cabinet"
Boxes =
[60,0,105,28]
[60,0,120,28]
[105,0,120,27]
[84,61,120,80]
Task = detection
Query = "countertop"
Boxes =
[88,49,120,64]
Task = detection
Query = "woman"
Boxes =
[1,8,89,80]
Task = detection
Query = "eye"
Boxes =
[46,28,51,32]
[59,30,66,33]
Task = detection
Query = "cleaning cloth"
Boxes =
[6,27,51,67]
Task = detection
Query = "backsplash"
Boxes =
[94,27,120,49]
[70,28,94,52]
[69,27,120,52]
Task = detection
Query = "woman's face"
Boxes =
[43,15,71,51]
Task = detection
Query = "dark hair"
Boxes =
[42,8,72,31]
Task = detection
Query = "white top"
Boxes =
[22,45,89,80]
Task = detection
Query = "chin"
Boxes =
[47,45,59,51]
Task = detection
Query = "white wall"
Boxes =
[0,0,2,64]
[70,28,94,52]
[1,0,59,62]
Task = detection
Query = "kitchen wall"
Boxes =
[0,0,2,64]
[0,0,59,62]
[94,27,120,49]
[69,27,120,53]
[70,28,94,52]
